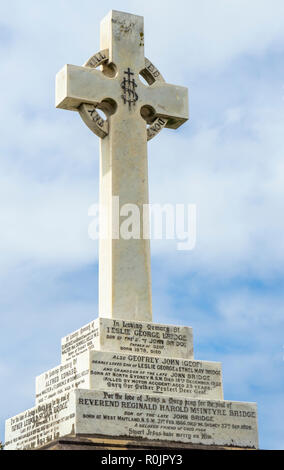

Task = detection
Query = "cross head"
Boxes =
[56,10,189,322]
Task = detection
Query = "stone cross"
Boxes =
[56,10,188,322]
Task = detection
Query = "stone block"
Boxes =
[36,350,223,405]
[61,318,194,363]
[5,389,258,450]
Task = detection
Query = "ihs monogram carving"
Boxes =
[121,68,138,109]
[77,50,170,141]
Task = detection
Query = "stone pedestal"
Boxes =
[37,435,252,451]
[5,318,258,450]
[4,9,259,453]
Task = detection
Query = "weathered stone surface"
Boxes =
[4,9,259,452]
[35,356,89,405]
[39,435,255,450]
[61,318,194,363]
[75,390,258,448]
[5,392,75,450]
[36,350,223,405]
[56,10,188,322]
[5,389,258,450]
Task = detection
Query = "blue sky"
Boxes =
[1,0,284,450]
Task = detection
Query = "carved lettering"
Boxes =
[147,118,167,141]
[84,50,108,68]
[121,68,138,109]
[61,319,193,363]
[36,350,222,406]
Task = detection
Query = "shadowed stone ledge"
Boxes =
[38,434,256,451]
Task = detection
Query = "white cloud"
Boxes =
[0,0,283,280]
[0,172,98,270]
[1,0,284,449]
[217,289,284,330]
[148,104,284,280]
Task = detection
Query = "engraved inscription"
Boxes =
[82,52,167,140]
[147,117,167,141]
[84,49,109,68]
[5,390,258,449]
[144,58,164,81]
[90,354,222,398]
[61,320,99,362]
[87,106,104,128]
[61,319,194,363]
[36,351,223,405]
[5,393,74,450]
[76,390,258,448]
[36,357,89,405]
[140,58,165,86]
[121,68,138,109]
[78,103,108,139]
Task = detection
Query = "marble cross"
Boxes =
[56,10,188,322]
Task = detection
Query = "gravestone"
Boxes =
[5,10,258,450]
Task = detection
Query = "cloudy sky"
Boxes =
[1,0,284,450]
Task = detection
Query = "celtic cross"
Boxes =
[56,10,188,322]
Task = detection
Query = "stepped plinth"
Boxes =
[4,10,258,450]
[5,318,258,450]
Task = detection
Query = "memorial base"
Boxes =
[38,434,254,451]
[5,318,259,450]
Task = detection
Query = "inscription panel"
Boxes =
[36,356,90,405]
[61,320,100,363]
[147,117,167,141]
[6,389,258,450]
[61,318,194,363]
[76,389,258,448]
[36,351,223,405]
[79,103,109,138]
[5,393,75,450]
[84,49,108,68]
[90,352,222,398]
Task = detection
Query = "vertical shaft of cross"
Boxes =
[98,11,152,321]
[56,10,188,321]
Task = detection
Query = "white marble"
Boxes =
[5,392,75,450]
[5,389,258,450]
[56,10,188,322]
[35,355,90,405]
[36,350,223,405]
[4,10,259,452]
[61,317,194,363]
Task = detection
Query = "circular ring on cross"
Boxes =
[79,50,168,141]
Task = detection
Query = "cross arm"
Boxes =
[55,64,118,111]
[140,82,189,130]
